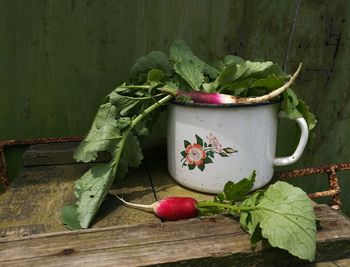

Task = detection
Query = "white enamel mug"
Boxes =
[167,101,309,193]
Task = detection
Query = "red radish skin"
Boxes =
[177,91,235,104]
[154,197,198,221]
[115,195,198,221]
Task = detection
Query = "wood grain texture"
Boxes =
[22,142,110,166]
[22,141,166,166]
[1,145,350,265]
[0,163,158,237]
[0,205,349,266]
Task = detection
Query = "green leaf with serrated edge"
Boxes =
[212,60,225,71]
[202,79,219,93]
[218,64,237,88]
[61,204,81,230]
[240,190,265,234]
[219,61,288,94]
[75,162,117,228]
[170,39,193,62]
[130,51,173,82]
[73,103,122,163]
[184,140,191,148]
[173,74,193,92]
[203,64,220,80]
[133,103,163,142]
[170,39,219,81]
[220,78,255,95]
[297,99,317,130]
[224,55,245,66]
[281,88,316,131]
[181,151,187,158]
[174,59,204,89]
[252,181,316,261]
[215,193,225,202]
[239,62,287,81]
[282,89,302,120]
[195,134,203,146]
[250,224,263,247]
[234,61,274,81]
[109,88,144,115]
[147,69,165,83]
[63,88,174,229]
[221,171,256,203]
[250,75,285,90]
[120,99,141,116]
[116,132,143,179]
[116,117,131,130]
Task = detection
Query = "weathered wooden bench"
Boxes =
[0,143,350,266]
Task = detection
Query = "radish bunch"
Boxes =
[115,175,317,262]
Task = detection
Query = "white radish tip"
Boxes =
[240,62,303,104]
[115,194,127,204]
[114,194,155,213]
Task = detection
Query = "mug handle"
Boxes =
[273,115,309,166]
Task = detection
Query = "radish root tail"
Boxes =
[240,62,302,104]
[114,194,155,213]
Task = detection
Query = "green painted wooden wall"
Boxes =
[1,0,350,213]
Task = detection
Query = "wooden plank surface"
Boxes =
[2,143,350,266]
[22,142,110,166]
[0,205,350,266]
[0,162,158,238]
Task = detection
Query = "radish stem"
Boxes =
[197,201,256,213]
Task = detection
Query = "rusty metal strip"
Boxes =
[308,189,339,199]
[275,163,350,210]
[0,136,83,147]
[328,166,341,209]
[275,162,350,179]
[0,136,83,189]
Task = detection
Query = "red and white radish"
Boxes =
[162,63,302,105]
[115,195,198,221]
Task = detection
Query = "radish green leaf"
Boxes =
[252,182,316,261]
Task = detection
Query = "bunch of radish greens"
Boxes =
[61,40,317,261]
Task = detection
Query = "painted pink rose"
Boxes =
[185,143,206,166]
[206,133,223,153]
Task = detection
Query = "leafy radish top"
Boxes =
[113,171,316,262]
[62,40,316,236]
